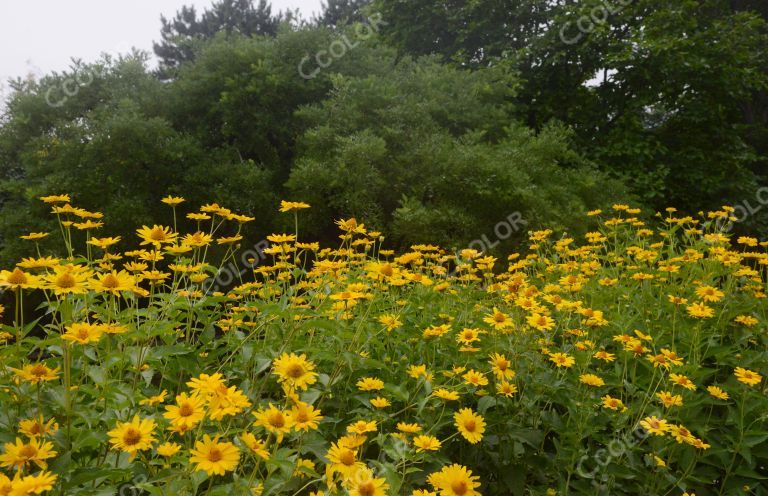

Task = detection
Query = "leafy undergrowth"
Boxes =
[0,197,766,496]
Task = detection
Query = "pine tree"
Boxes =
[315,0,372,27]
[153,0,288,77]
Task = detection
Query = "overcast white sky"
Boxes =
[0,0,322,97]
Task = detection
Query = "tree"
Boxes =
[287,55,629,249]
[315,0,372,27]
[153,0,288,77]
[373,0,768,223]
[0,56,276,264]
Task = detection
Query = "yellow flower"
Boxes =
[496,381,518,398]
[187,372,226,396]
[457,328,481,345]
[378,314,402,331]
[734,367,762,386]
[346,420,377,435]
[189,435,239,475]
[428,464,482,496]
[408,364,430,380]
[695,285,724,302]
[413,435,442,452]
[600,395,625,411]
[240,432,270,460]
[208,386,251,420]
[489,353,515,380]
[326,441,363,480]
[40,194,70,203]
[433,388,460,401]
[10,363,60,384]
[107,415,156,459]
[272,353,318,391]
[462,369,489,387]
[483,307,513,330]
[161,195,185,206]
[397,422,422,434]
[18,416,59,439]
[17,256,60,269]
[156,442,181,457]
[656,391,683,408]
[734,315,758,327]
[61,322,104,345]
[43,265,90,295]
[593,350,616,362]
[0,268,41,289]
[90,270,136,293]
[356,377,385,391]
[294,458,315,478]
[0,437,57,470]
[289,402,323,432]
[87,236,121,250]
[253,404,293,442]
[527,312,555,331]
[668,424,696,444]
[346,467,389,496]
[549,352,575,368]
[6,471,57,494]
[370,397,391,409]
[279,200,311,212]
[686,302,714,318]
[139,390,168,406]
[136,225,178,247]
[639,416,669,436]
[163,392,206,430]
[579,374,605,387]
[669,373,696,391]
[267,233,296,244]
[706,385,729,400]
[454,408,485,444]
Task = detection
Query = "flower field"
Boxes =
[0,196,766,496]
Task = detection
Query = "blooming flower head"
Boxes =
[707,385,729,400]
[413,435,442,452]
[579,373,605,387]
[356,377,385,392]
[454,408,485,444]
[601,395,626,411]
[10,363,60,384]
[289,402,323,432]
[253,404,293,442]
[273,353,318,391]
[0,437,57,470]
[61,322,104,345]
[107,416,156,459]
[189,435,239,475]
[137,225,178,247]
[279,200,311,212]
[549,352,575,368]
[734,367,762,386]
[163,392,206,430]
[345,466,389,496]
[428,464,482,496]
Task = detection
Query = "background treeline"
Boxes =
[1,0,766,263]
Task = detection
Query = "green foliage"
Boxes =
[287,57,627,249]
[153,0,289,77]
[373,0,768,222]
[0,55,277,263]
[315,0,373,27]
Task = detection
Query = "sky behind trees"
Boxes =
[0,0,322,88]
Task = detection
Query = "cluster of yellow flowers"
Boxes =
[0,197,765,495]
